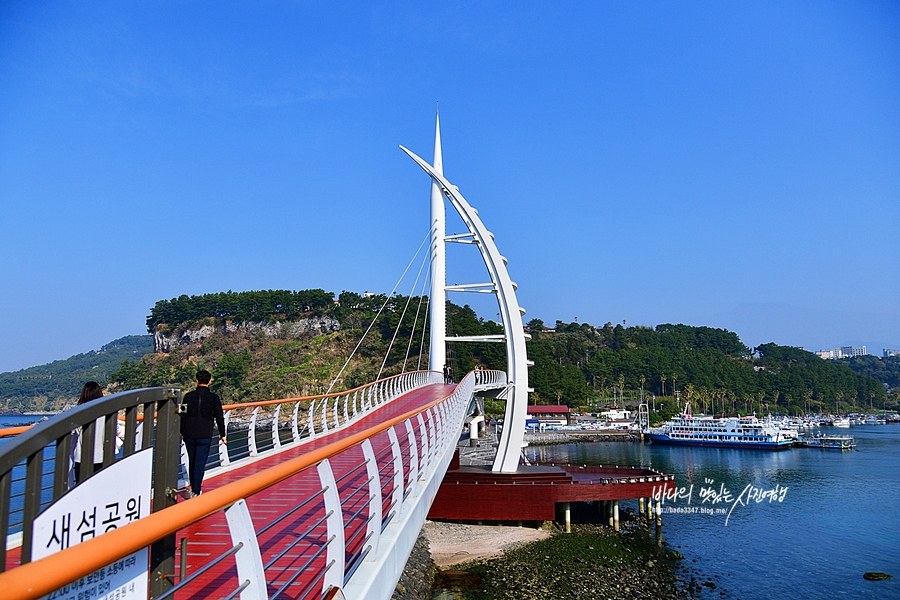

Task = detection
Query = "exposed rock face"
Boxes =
[153,317,341,353]
[391,528,435,600]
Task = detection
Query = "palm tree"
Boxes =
[660,375,667,397]
[639,375,646,405]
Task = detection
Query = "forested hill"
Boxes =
[0,336,153,411]
[839,354,900,391]
[525,319,894,415]
[3,288,894,415]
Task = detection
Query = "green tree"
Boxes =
[213,350,253,389]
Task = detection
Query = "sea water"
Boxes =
[525,426,900,599]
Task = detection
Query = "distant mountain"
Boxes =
[0,335,154,412]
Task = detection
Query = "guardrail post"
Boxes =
[308,400,318,439]
[318,459,345,594]
[225,499,267,600]
[150,388,183,599]
[19,449,43,563]
[0,471,10,572]
[292,402,301,443]
[52,432,73,500]
[405,419,419,493]
[360,440,381,559]
[272,405,282,451]
[220,410,232,466]
[386,426,403,525]
[249,407,259,457]
[419,412,432,474]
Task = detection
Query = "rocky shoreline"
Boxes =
[391,529,437,600]
[453,521,689,600]
[391,512,700,600]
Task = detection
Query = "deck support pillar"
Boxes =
[564,502,571,533]
[655,498,662,527]
[613,501,620,532]
[639,497,645,514]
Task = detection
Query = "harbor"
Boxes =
[525,423,900,599]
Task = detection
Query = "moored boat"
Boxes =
[646,403,793,450]
[796,433,856,450]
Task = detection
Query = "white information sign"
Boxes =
[33,448,153,600]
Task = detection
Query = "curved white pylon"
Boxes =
[401,143,529,473]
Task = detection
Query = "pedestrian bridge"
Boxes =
[0,368,508,600]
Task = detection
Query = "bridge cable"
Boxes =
[326,231,430,394]
[417,294,430,371]
[377,240,431,380]
[403,268,431,373]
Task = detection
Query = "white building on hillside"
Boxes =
[817,346,867,360]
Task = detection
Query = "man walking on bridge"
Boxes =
[181,370,227,497]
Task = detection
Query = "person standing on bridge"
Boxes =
[73,381,124,484]
[180,370,226,497]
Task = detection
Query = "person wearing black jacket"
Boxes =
[180,370,227,496]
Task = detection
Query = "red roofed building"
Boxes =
[526,405,571,427]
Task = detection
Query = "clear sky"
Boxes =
[1,1,898,373]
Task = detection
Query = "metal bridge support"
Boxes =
[404,123,531,473]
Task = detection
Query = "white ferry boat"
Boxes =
[646,403,793,450]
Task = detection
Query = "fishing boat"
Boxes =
[796,433,856,450]
[646,403,794,450]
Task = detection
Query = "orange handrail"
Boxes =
[220,370,436,411]
[0,426,33,439]
[0,383,456,600]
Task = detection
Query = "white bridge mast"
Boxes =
[403,115,532,473]
[428,113,446,373]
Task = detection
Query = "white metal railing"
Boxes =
[0,370,502,600]
[473,368,507,390]
[193,370,445,477]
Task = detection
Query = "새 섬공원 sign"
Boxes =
[32,448,152,600]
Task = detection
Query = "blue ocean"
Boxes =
[526,426,900,599]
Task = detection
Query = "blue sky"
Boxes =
[1,1,898,373]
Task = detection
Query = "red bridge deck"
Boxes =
[177,383,454,599]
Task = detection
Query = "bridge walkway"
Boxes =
[174,382,454,599]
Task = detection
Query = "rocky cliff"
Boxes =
[153,317,341,353]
